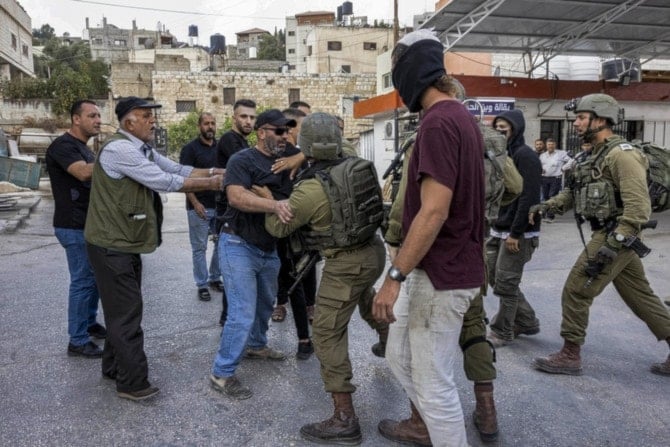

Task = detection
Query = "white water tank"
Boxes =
[569,56,600,81]
[532,55,570,80]
[248,46,257,59]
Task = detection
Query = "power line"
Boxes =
[69,0,285,21]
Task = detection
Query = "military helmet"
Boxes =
[298,112,342,160]
[573,94,623,125]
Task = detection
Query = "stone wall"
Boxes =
[2,71,377,140]
[110,62,154,99]
[151,71,376,137]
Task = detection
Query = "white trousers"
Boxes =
[386,269,477,447]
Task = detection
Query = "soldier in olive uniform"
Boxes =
[530,94,670,377]
[265,113,387,445]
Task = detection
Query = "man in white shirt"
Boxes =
[539,138,572,222]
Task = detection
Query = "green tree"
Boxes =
[258,29,286,61]
[47,66,94,116]
[3,31,112,117]
[32,23,55,45]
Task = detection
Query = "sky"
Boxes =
[19,0,435,45]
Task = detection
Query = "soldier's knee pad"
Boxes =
[461,336,497,382]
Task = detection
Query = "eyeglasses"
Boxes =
[262,126,288,136]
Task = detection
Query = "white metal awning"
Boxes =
[420,0,670,74]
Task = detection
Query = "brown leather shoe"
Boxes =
[650,354,670,376]
[300,392,362,445]
[473,382,499,442]
[378,400,432,447]
[533,340,583,375]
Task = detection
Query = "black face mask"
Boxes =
[392,40,446,113]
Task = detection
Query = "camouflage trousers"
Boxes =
[561,229,670,345]
[312,237,386,393]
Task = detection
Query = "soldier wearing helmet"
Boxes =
[265,112,387,445]
[530,93,670,377]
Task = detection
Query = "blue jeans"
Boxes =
[211,232,279,378]
[54,227,99,346]
[187,209,221,288]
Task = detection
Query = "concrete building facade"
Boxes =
[0,0,34,80]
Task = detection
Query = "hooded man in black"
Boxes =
[486,109,543,346]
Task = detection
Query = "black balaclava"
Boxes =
[392,30,446,113]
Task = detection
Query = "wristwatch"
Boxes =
[614,233,626,243]
[388,266,406,282]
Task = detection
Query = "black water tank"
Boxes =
[188,25,198,37]
[337,6,342,22]
[210,34,226,54]
[342,1,353,15]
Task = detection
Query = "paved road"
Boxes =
[1,192,668,446]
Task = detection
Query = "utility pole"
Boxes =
[393,0,399,45]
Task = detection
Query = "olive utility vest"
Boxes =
[84,133,163,253]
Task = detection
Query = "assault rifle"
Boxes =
[287,251,319,296]
[382,134,416,180]
[606,219,657,258]
[584,220,657,288]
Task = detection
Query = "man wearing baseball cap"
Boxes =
[209,109,297,400]
[85,96,225,401]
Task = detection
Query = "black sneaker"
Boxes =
[208,281,225,292]
[88,323,107,339]
[198,288,212,301]
[67,341,103,358]
[297,340,314,360]
[117,386,160,401]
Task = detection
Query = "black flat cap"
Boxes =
[115,97,162,122]
[254,109,297,130]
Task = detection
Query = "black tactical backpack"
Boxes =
[316,157,384,247]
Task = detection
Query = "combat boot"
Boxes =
[300,392,362,445]
[650,354,670,376]
[473,382,499,442]
[533,339,583,375]
[378,400,432,446]
[371,325,389,358]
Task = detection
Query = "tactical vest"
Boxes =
[84,133,163,253]
[571,137,622,224]
[301,157,384,251]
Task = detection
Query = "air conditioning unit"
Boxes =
[384,119,412,138]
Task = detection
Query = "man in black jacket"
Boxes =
[486,109,542,347]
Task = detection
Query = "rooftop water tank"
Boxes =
[210,34,226,54]
[569,56,600,81]
[188,25,198,37]
[342,1,353,15]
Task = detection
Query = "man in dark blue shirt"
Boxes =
[179,112,223,302]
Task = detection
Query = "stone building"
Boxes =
[150,71,375,138]
[234,28,270,60]
[84,17,176,64]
